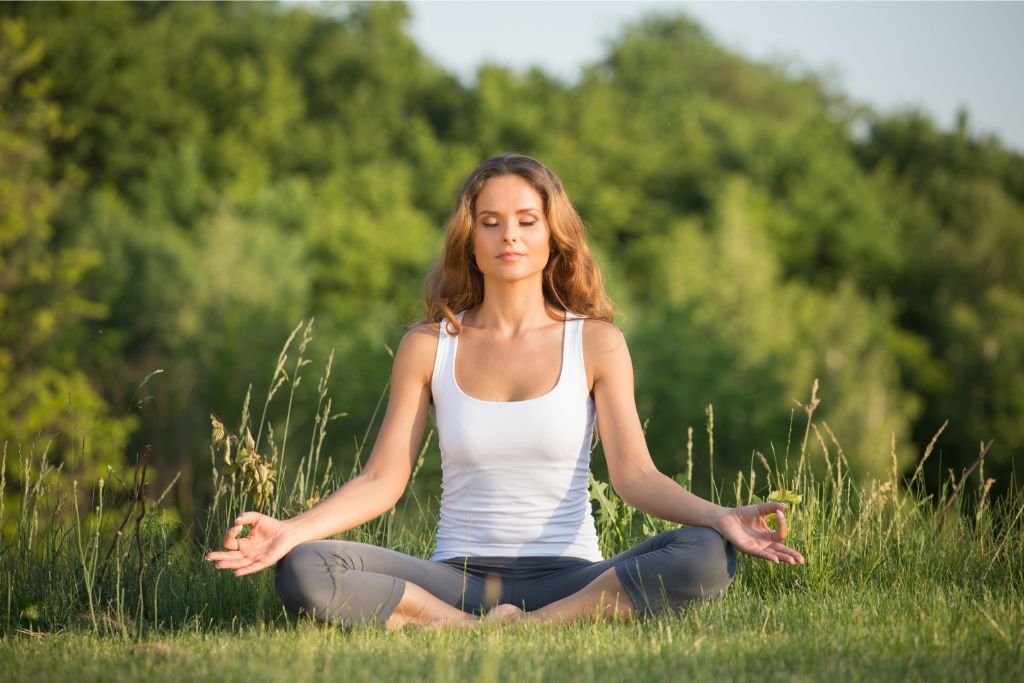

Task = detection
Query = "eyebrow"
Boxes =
[477,208,541,216]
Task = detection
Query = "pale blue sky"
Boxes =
[405,1,1024,153]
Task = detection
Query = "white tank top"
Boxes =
[428,309,604,561]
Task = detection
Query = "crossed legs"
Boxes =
[275,528,735,630]
[481,567,634,626]
[385,566,634,629]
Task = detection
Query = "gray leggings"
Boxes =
[275,526,737,628]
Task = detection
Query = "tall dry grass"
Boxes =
[2,320,1021,639]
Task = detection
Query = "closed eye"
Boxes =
[481,220,537,227]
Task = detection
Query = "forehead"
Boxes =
[475,175,543,213]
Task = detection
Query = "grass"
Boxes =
[2,322,1022,681]
[1,586,1018,682]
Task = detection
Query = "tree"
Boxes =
[0,19,135,509]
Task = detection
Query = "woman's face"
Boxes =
[471,175,552,286]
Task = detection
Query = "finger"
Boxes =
[235,511,263,526]
[215,556,257,570]
[222,524,244,551]
[234,559,268,577]
[772,543,805,565]
[736,543,781,563]
[771,546,797,564]
[758,501,787,516]
[768,543,796,563]
[773,509,788,542]
[205,550,244,562]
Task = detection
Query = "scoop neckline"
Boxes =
[451,309,568,405]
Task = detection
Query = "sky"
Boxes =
[405,1,1024,154]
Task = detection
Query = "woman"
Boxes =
[206,154,804,629]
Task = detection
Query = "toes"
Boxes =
[485,604,525,621]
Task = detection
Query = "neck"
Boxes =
[471,277,555,336]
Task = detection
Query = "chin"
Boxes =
[484,269,543,284]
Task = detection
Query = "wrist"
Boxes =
[705,504,731,533]
[281,516,311,546]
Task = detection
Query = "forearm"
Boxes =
[282,473,402,545]
[619,470,728,530]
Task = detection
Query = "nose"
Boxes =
[502,222,518,244]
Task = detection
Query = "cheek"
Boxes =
[470,229,486,252]
[538,226,552,250]
[470,230,493,263]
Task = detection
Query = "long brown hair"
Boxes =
[418,153,616,334]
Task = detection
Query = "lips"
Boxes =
[498,252,524,260]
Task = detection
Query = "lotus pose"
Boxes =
[206,154,804,629]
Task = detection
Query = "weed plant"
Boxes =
[1,321,1021,681]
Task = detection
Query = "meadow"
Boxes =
[3,4,1023,680]
[2,327,1021,682]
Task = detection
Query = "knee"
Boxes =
[686,527,737,599]
[274,542,319,616]
[657,526,736,603]
[275,540,360,618]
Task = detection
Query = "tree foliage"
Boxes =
[1,2,1021,524]
[0,18,135,491]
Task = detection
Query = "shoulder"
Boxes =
[393,322,440,385]
[582,319,631,383]
[404,321,441,339]
[582,318,627,353]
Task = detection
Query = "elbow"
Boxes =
[357,470,408,509]
[619,488,647,512]
[611,476,640,510]
[611,468,658,510]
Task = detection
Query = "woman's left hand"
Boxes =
[712,502,805,565]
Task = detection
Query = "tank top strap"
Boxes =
[431,311,463,399]
[563,310,589,396]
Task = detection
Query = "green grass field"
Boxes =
[2,584,1019,683]
[4,442,1020,682]
[2,566,1020,681]
[3,352,1022,681]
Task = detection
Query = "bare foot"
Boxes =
[423,614,479,630]
[484,603,526,623]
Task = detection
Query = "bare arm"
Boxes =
[282,324,437,544]
[586,321,804,564]
[586,321,726,527]
[206,323,438,575]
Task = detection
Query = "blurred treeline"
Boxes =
[2,2,1022,531]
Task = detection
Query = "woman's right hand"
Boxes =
[205,511,299,577]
